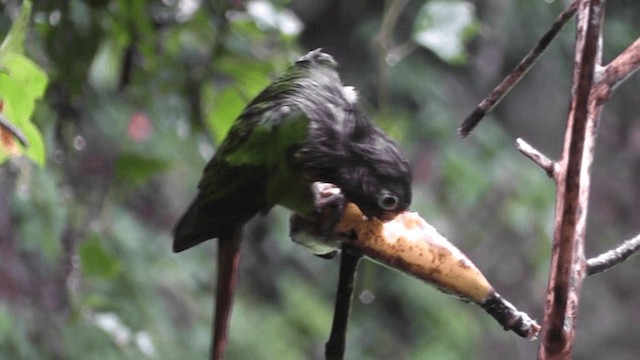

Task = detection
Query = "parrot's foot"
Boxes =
[311,182,346,237]
[289,183,346,259]
[290,214,341,259]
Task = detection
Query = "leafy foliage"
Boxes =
[413,1,479,64]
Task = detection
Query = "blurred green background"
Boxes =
[0,0,638,359]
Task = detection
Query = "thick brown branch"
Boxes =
[538,1,604,358]
[586,233,640,276]
[515,138,557,179]
[458,0,578,137]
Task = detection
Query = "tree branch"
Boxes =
[600,37,640,88]
[586,233,640,276]
[538,1,604,358]
[515,138,557,179]
[459,0,578,137]
[591,37,640,103]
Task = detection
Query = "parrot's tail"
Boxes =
[174,204,245,360]
[211,228,243,360]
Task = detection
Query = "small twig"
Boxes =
[480,291,540,340]
[592,37,640,103]
[599,37,640,89]
[515,138,556,179]
[586,233,640,276]
[459,0,578,137]
[0,113,28,147]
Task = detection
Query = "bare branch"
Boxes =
[515,138,557,179]
[600,37,640,89]
[591,37,640,103]
[538,1,605,358]
[480,292,540,340]
[587,233,640,276]
[458,0,578,137]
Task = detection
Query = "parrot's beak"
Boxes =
[361,207,404,222]
[377,210,404,222]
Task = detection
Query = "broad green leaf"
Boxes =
[0,0,48,165]
[413,1,479,64]
[79,234,121,279]
[0,54,48,165]
[0,1,31,59]
[88,38,127,92]
[203,84,245,144]
[216,57,272,98]
[204,58,272,143]
[115,152,171,187]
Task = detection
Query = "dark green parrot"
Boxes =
[173,49,411,359]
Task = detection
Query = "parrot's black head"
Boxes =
[291,49,412,221]
[338,127,412,221]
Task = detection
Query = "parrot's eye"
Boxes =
[377,193,400,211]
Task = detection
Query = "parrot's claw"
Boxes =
[289,182,345,259]
[311,182,346,236]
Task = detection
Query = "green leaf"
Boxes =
[0,55,48,165]
[413,1,479,64]
[216,57,272,99]
[204,57,273,143]
[115,152,171,187]
[88,38,127,92]
[0,0,48,165]
[79,234,121,279]
[203,84,246,143]
[0,0,31,58]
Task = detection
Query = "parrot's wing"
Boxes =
[172,107,311,252]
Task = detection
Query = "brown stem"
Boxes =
[538,1,604,359]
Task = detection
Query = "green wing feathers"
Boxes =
[173,109,311,252]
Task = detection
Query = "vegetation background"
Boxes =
[0,0,638,359]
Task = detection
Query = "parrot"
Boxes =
[173,49,412,360]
